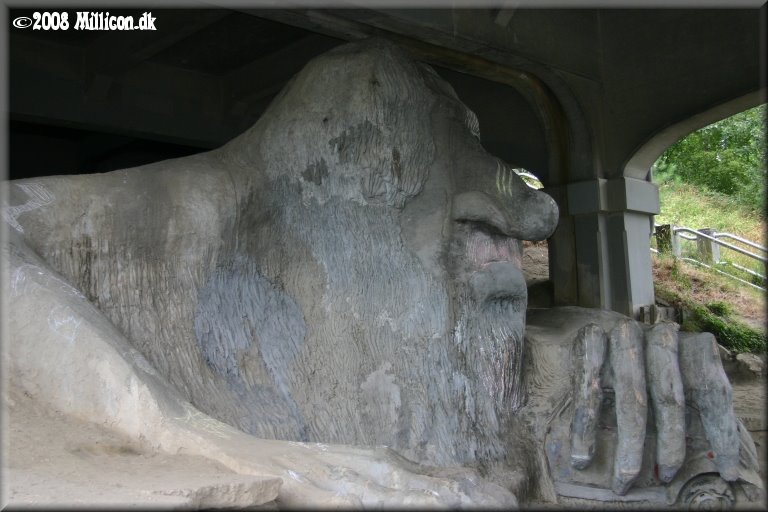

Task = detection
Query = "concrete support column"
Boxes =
[545,177,660,318]
[544,185,580,306]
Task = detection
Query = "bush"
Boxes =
[690,303,766,353]
[706,301,731,317]
[654,104,766,216]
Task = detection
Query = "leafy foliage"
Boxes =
[654,104,766,216]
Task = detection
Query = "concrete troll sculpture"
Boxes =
[3,38,762,508]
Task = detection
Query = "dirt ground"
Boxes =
[522,241,550,283]
[651,254,766,332]
[731,379,767,491]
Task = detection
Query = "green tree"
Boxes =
[654,104,766,216]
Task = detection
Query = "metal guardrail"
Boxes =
[715,232,765,252]
[653,224,767,291]
[679,257,765,292]
[672,227,767,263]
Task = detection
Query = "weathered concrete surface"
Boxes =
[644,323,685,483]
[5,383,281,509]
[569,324,606,470]
[4,41,556,465]
[3,227,516,508]
[4,38,547,508]
[679,332,741,482]
[2,38,760,508]
[523,307,763,506]
[608,319,647,495]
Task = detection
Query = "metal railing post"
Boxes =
[656,224,681,257]
[672,225,681,257]
[656,224,671,255]
[697,228,721,264]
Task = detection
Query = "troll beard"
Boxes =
[454,287,527,420]
[443,278,527,468]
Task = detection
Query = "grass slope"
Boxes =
[653,179,766,353]
[656,180,764,243]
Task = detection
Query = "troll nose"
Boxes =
[453,160,559,241]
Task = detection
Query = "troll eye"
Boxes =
[452,191,512,237]
[457,219,506,238]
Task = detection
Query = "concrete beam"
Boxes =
[625,90,766,180]
[494,4,519,28]
[223,32,341,122]
[597,8,762,179]
[605,178,660,214]
[10,34,231,148]
[549,177,658,317]
[566,178,660,215]
[84,10,231,76]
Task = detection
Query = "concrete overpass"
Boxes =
[6,3,765,317]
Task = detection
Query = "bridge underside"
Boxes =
[7,5,765,316]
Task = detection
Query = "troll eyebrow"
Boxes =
[495,160,515,199]
[452,191,512,237]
